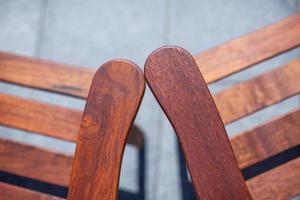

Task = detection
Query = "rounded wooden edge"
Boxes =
[144,45,197,78]
[144,46,202,135]
[96,58,145,82]
[96,58,146,147]
[68,58,145,200]
[92,58,146,107]
[144,46,253,199]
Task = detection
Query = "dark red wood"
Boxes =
[145,46,253,200]
[0,51,145,150]
[67,60,145,200]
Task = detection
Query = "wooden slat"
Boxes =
[67,60,145,199]
[213,59,300,124]
[231,108,300,169]
[1,109,298,188]
[194,13,300,83]
[145,47,252,199]
[246,157,300,200]
[1,14,299,94]
[0,139,73,187]
[0,182,64,200]
[0,93,80,141]
[0,51,93,98]
[0,52,145,147]
[0,93,144,148]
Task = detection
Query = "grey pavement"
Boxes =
[0,1,299,199]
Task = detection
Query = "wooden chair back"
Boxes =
[0,55,145,199]
[145,12,300,200]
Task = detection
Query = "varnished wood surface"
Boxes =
[0,51,93,98]
[145,46,252,200]
[231,108,300,169]
[2,14,300,95]
[0,139,73,186]
[2,59,299,147]
[1,109,298,188]
[0,93,81,141]
[214,59,300,124]
[0,182,64,200]
[0,93,144,148]
[194,12,300,83]
[1,12,299,199]
[4,155,297,200]
[246,157,300,200]
[67,60,145,200]
[1,52,299,129]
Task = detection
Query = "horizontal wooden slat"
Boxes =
[246,157,300,200]
[0,182,64,200]
[194,12,300,83]
[213,59,300,124]
[0,93,144,148]
[230,109,300,169]
[1,109,299,187]
[2,60,299,140]
[0,52,144,147]
[0,51,93,98]
[0,139,73,186]
[2,14,300,96]
[0,93,81,141]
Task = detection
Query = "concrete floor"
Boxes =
[0,1,299,199]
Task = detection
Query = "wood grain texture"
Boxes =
[1,13,300,91]
[0,51,93,98]
[0,93,81,141]
[0,182,64,200]
[1,109,298,188]
[67,60,145,200]
[0,93,144,148]
[231,108,300,169]
[0,139,73,186]
[214,59,300,124]
[145,46,252,200]
[246,157,300,200]
[194,12,300,83]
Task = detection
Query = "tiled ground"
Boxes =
[0,1,299,199]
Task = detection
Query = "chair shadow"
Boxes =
[177,142,196,200]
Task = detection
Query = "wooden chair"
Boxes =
[145,12,300,200]
[0,54,145,199]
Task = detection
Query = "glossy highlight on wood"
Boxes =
[0,93,144,148]
[67,60,145,200]
[0,51,93,98]
[213,59,300,124]
[145,46,253,199]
